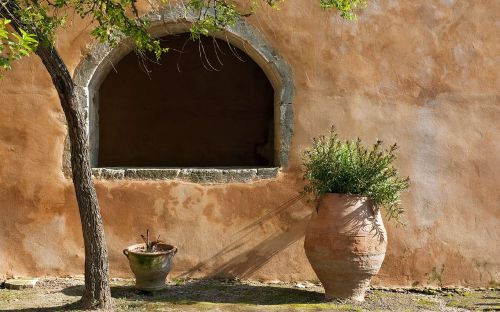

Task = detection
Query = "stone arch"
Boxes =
[69,8,294,182]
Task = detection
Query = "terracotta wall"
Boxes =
[0,0,498,287]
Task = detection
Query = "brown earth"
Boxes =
[0,278,499,311]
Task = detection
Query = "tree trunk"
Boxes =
[1,1,113,309]
[36,46,113,310]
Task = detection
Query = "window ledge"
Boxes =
[91,167,279,183]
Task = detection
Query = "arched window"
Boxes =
[98,33,275,168]
[70,17,294,182]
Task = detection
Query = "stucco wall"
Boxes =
[0,0,498,287]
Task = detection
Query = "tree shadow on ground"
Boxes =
[3,281,324,311]
[60,280,325,305]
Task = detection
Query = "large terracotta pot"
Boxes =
[304,193,387,301]
[123,243,178,291]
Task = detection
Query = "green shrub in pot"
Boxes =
[302,127,410,223]
[301,127,410,301]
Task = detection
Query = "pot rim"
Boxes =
[316,193,378,214]
[124,243,178,257]
[320,193,369,200]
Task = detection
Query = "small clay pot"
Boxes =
[123,243,178,291]
[304,193,387,301]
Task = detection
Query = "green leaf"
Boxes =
[302,127,410,224]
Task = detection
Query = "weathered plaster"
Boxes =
[0,0,499,287]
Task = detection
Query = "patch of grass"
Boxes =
[416,298,438,308]
[171,278,186,286]
[119,301,144,310]
[446,300,467,309]
[481,305,500,310]
[445,290,500,311]
[169,299,206,305]
[110,279,134,287]
[369,290,384,297]
[461,291,474,297]
[288,303,362,311]
[0,289,30,301]
[120,301,261,312]
[0,290,16,299]
[146,301,220,310]
[0,289,42,311]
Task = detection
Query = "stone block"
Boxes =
[257,167,279,179]
[178,169,224,183]
[92,168,125,179]
[5,278,38,290]
[125,168,180,180]
[221,169,257,183]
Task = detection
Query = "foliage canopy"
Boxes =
[0,0,367,72]
[302,128,410,223]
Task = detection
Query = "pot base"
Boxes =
[323,274,372,302]
[135,284,167,292]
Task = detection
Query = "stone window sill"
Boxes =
[91,167,279,183]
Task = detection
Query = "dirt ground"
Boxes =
[0,278,499,311]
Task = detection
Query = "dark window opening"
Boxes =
[98,33,275,167]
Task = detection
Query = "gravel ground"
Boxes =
[0,277,498,311]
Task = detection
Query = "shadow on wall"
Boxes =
[339,197,386,244]
[180,194,311,279]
